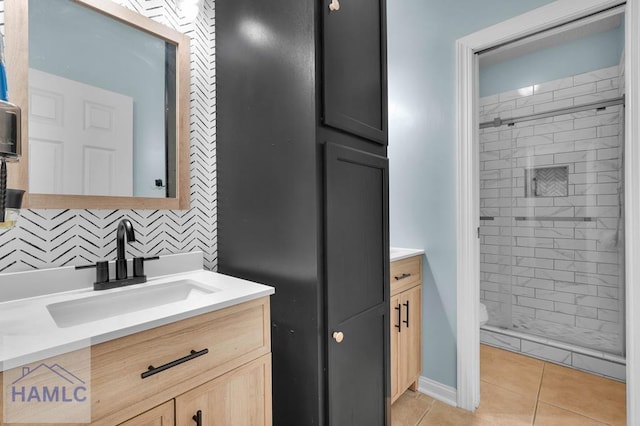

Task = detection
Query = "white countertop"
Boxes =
[0,252,274,371]
[390,247,424,262]
[0,248,423,370]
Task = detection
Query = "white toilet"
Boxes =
[479,302,489,326]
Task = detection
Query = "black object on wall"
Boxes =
[217,0,389,424]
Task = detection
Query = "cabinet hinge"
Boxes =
[477,227,480,238]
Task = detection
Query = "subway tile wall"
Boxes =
[479,64,625,356]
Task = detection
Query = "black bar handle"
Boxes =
[395,304,401,332]
[75,263,97,270]
[394,273,411,281]
[403,300,410,327]
[192,409,202,425]
[141,348,208,379]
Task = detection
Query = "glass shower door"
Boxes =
[479,95,625,356]
[477,8,626,362]
[509,102,625,356]
[479,120,514,329]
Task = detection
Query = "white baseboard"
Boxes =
[417,376,458,407]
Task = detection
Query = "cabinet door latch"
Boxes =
[477,227,480,239]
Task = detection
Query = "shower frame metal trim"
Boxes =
[479,95,625,129]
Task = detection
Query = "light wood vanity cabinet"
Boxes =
[0,297,271,426]
[110,297,272,426]
[99,296,271,426]
[93,296,271,424]
[123,354,272,426]
[390,255,422,404]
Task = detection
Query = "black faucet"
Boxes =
[115,218,136,280]
[74,218,159,290]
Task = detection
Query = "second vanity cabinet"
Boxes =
[390,255,422,403]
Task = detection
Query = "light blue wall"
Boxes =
[480,25,624,97]
[29,0,167,197]
[387,0,555,388]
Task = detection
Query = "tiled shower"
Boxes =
[478,61,626,381]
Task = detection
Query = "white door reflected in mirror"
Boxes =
[29,69,133,196]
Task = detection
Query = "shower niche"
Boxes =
[525,166,569,198]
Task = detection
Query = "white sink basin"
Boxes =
[0,252,275,371]
[47,279,218,328]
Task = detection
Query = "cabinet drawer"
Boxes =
[390,256,421,295]
[91,297,270,425]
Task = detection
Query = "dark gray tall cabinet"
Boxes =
[217,0,389,424]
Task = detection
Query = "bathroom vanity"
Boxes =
[0,252,274,425]
[389,248,424,403]
[99,297,270,425]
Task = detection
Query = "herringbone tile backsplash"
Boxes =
[0,0,217,272]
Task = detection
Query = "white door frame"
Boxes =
[455,1,639,422]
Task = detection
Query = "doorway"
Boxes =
[478,12,625,375]
[455,1,639,424]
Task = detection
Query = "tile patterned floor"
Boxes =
[391,344,626,425]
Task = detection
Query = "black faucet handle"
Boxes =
[75,261,110,284]
[133,257,145,277]
[133,256,159,278]
[96,261,109,284]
